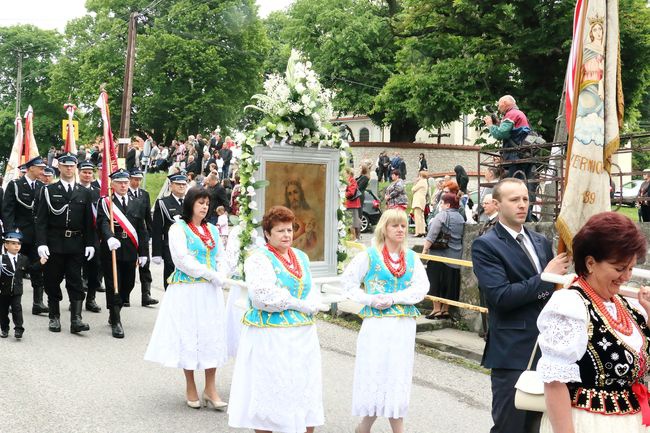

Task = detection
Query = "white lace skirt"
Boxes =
[541,408,650,432]
[353,317,416,419]
[224,285,244,359]
[144,282,228,370]
[228,324,324,433]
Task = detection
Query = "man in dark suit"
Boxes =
[128,169,158,306]
[125,144,137,171]
[151,173,187,290]
[35,153,96,334]
[96,169,149,338]
[471,178,569,433]
[205,173,229,224]
[78,161,103,313]
[2,156,48,315]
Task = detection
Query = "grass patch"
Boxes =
[614,205,640,221]
[143,172,169,206]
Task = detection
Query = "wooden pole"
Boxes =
[557,0,590,255]
[108,185,119,295]
[118,12,138,158]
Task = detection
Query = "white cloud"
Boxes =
[0,0,87,32]
[256,0,295,17]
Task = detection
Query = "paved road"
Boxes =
[3,261,492,433]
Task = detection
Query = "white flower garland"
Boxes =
[236,50,351,275]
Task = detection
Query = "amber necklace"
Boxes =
[382,245,406,278]
[188,222,216,249]
[579,277,634,336]
[267,244,302,279]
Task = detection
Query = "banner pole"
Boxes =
[108,185,119,295]
[558,0,590,255]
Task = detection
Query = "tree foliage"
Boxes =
[0,25,63,157]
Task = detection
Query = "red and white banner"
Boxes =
[557,0,623,253]
[96,91,119,197]
[64,103,77,154]
[564,0,586,127]
[102,197,139,249]
[2,117,24,189]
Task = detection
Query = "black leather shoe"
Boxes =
[15,329,23,339]
[112,322,125,339]
[70,301,90,333]
[48,318,61,332]
[96,285,106,293]
[142,296,159,306]
[85,300,101,313]
[0,329,8,338]
[32,302,49,315]
[123,302,130,308]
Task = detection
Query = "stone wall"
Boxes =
[349,142,482,188]
[453,222,650,332]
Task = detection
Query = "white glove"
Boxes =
[37,245,50,259]
[107,237,121,251]
[84,246,95,261]
[208,271,226,287]
[297,300,322,315]
[371,294,394,310]
[151,256,163,265]
[138,256,148,267]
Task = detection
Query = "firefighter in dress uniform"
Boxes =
[2,156,48,316]
[35,153,96,334]
[96,169,149,338]
[78,161,103,313]
[151,173,187,290]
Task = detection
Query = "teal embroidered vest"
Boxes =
[243,247,315,328]
[167,221,220,285]
[358,246,420,319]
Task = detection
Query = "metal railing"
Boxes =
[476,132,650,222]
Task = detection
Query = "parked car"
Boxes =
[613,180,645,206]
[361,190,382,232]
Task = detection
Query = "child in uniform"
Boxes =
[0,232,29,339]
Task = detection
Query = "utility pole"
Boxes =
[118,12,138,158]
[15,50,22,119]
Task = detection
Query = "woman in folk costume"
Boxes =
[228,205,324,433]
[538,212,650,432]
[341,208,429,433]
[144,187,228,410]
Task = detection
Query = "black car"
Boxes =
[360,190,382,232]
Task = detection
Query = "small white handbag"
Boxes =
[514,339,546,412]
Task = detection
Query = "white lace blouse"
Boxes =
[537,288,648,384]
[341,250,429,306]
[243,250,321,313]
[168,222,227,281]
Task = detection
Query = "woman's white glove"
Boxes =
[37,245,50,259]
[207,270,226,288]
[151,256,163,265]
[107,237,121,251]
[289,298,322,315]
[370,294,394,310]
[138,256,148,267]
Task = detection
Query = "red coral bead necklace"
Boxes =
[579,277,634,336]
[188,222,216,249]
[382,245,406,278]
[267,244,303,279]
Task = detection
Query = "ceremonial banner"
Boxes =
[2,107,40,189]
[96,90,119,197]
[63,103,78,153]
[557,0,623,253]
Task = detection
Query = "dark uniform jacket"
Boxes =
[2,177,44,244]
[0,253,28,296]
[128,188,153,241]
[35,181,96,254]
[83,183,101,249]
[96,194,148,261]
[151,195,183,261]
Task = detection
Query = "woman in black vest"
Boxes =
[538,212,650,432]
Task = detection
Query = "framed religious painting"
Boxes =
[253,146,340,277]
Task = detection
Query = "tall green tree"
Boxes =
[0,25,63,159]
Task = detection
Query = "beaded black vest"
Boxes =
[566,286,650,415]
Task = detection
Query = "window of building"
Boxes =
[359,127,370,141]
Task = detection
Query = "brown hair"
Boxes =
[440,192,460,209]
[573,212,647,276]
[262,206,295,240]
